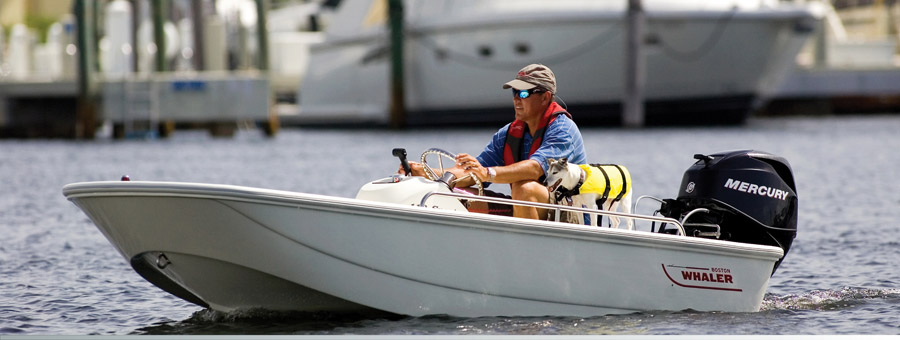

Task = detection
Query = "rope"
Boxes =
[405,8,735,69]
[658,8,738,63]
[453,188,511,215]
[328,8,737,68]
[405,22,621,72]
[468,208,515,214]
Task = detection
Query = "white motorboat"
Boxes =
[296,0,822,126]
[63,149,797,317]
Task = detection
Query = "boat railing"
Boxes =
[633,195,721,238]
[420,191,687,236]
[633,195,665,213]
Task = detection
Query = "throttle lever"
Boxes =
[393,148,413,176]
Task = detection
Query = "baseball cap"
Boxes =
[502,64,557,94]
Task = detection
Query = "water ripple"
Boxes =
[762,287,900,311]
[3,116,900,335]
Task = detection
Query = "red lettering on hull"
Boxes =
[662,264,742,292]
[681,271,733,283]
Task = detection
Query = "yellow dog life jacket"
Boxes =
[578,164,631,203]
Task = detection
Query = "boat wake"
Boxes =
[761,287,900,311]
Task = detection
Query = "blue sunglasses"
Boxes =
[512,88,544,99]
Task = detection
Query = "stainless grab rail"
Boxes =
[681,208,710,225]
[633,195,665,213]
[420,191,687,236]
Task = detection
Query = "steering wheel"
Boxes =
[420,148,483,196]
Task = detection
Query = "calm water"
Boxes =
[1,115,898,335]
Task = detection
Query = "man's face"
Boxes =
[513,89,548,122]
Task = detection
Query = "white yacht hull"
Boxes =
[297,1,819,125]
[64,181,783,317]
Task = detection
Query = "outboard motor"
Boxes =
[659,150,798,272]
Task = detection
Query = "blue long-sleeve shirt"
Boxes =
[476,114,587,179]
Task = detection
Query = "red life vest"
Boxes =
[503,102,571,165]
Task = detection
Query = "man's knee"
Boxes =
[510,180,549,219]
[511,180,549,202]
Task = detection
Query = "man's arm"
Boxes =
[484,159,543,184]
[451,154,543,187]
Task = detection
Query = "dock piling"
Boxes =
[623,0,646,128]
[388,0,406,129]
[75,0,98,139]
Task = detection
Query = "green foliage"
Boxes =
[1,24,10,44]
[25,14,57,44]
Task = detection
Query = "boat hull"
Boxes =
[64,181,783,317]
[296,2,818,126]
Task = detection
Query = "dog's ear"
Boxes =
[560,158,568,165]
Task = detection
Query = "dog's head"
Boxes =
[545,158,580,193]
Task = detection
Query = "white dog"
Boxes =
[544,158,633,229]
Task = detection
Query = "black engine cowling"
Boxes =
[659,150,798,272]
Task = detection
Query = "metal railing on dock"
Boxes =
[101,72,274,139]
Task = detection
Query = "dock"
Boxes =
[0,80,79,138]
[0,0,276,139]
[100,72,274,138]
[763,66,900,115]
[2,0,898,137]
[0,74,275,139]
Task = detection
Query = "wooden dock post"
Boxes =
[151,1,168,72]
[255,0,279,137]
[75,0,98,139]
[191,0,206,71]
[388,0,406,129]
[623,0,646,128]
[255,0,270,71]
